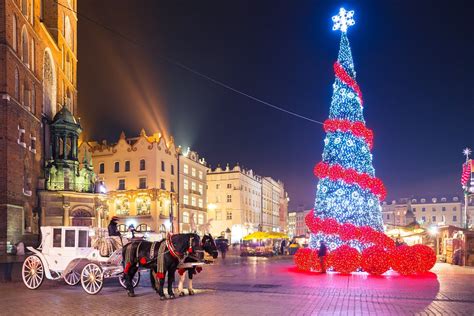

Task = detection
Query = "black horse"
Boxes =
[177,234,219,296]
[122,233,217,298]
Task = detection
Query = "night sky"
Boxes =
[77,1,474,209]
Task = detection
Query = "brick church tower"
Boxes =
[0,0,77,253]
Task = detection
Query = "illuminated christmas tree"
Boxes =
[309,8,386,251]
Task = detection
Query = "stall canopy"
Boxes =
[243,232,289,241]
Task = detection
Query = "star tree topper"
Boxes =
[332,8,355,33]
[463,147,471,162]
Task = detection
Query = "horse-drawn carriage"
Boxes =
[22,226,140,295]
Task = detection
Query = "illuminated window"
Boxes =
[191,196,196,206]
[191,182,196,191]
[136,197,151,215]
[183,195,189,205]
[198,184,203,194]
[183,212,189,224]
[198,170,203,179]
[191,168,196,177]
[183,164,189,174]
[184,179,188,190]
[198,199,203,208]
[198,213,204,225]
[115,198,130,215]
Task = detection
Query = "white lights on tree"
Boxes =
[332,8,355,33]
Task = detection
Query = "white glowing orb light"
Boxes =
[463,147,471,158]
[428,226,439,236]
[332,8,355,33]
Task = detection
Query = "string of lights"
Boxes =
[54,1,324,125]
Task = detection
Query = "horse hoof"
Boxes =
[160,296,166,301]
[127,292,136,297]
[188,290,195,296]
[169,295,175,299]
[179,292,185,297]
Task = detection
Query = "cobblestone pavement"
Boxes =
[1,252,474,315]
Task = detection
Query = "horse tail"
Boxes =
[122,242,136,274]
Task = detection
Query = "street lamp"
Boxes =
[429,226,439,258]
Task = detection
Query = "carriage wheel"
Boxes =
[81,263,104,295]
[22,255,45,290]
[64,270,80,286]
[119,271,140,289]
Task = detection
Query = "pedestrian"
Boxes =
[128,224,136,239]
[218,239,228,259]
[108,216,121,237]
[280,239,287,255]
[318,241,328,273]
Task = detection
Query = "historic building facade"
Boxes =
[206,164,289,243]
[178,148,208,234]
[0,0,78,253]
[83,130,179,233]
[382,196,464,228]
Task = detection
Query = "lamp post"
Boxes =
[429,226,439,259]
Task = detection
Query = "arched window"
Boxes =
[30,38,35,72]
[21,26,29,67]
[31,86,35,114]
[64,16,73,50]
[14,68,19,100]
[42,48,57,118]
[65,53,71,81]
[65,88,71,110]
[23,81,30,107]
[22,0,28,17]
[12,16,17,51]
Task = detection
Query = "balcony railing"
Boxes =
[182,204,205,211]
[189,189,202,196]
[47,181,94,193]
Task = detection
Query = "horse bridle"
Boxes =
[166,234,203,263]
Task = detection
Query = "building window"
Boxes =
[432,207,436,212]
[160,179,166,190]
[453,215,457,222]
[432,216,436,222]
[161,160,165,172]
[171,181,175,192]
[198,170,203,179]
[171,164,174,175]
[21,26,29,67]
[31,86,35,114]
[139,159,146,171]
[99,163,104,174]
[31,38,35,72]
[227,194,232,203]
[198,184,203,195]
[198,199,203,208]
[14,68,19,100]
[226,211,232,220]
[442,207,446,212]
[191,196,196,206]
[118,179,125,190]
[183,195,189,205]
[216,184,220,189]
[198,213,204,225]
[136,197,151,215]
[139,177,147,189]
[422,207,426,212]
[386,214,390,220]
[184,179,189,190]
[453,207,457,212]
[191,168,196,177]
[412,208,416,212]
[125,160,130,172]
[114,161,120,173]
[12,15,17,51]
[227,183,232,189]
[23,82,30,107]
[183,212,189,224]
[216,210,222,220]
[191,182,196,192]
[215,196,220,203]
[64,16,73,49]
[29,135,36,153]
[17,125,26,147]
[421,216,426,222]
[184,164,189,174]
[22,0,28,16]
[115,198,130,215]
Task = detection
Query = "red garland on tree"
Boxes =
[313,162,387,200]
[339,222,361,241]
[320,217,340,235]
[329,245,361,274]
[323,118,374,149]
[361,245,391,275]
[411,244,437,273]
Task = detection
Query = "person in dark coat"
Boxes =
[108,216,121,237]
[318,241,328,273]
